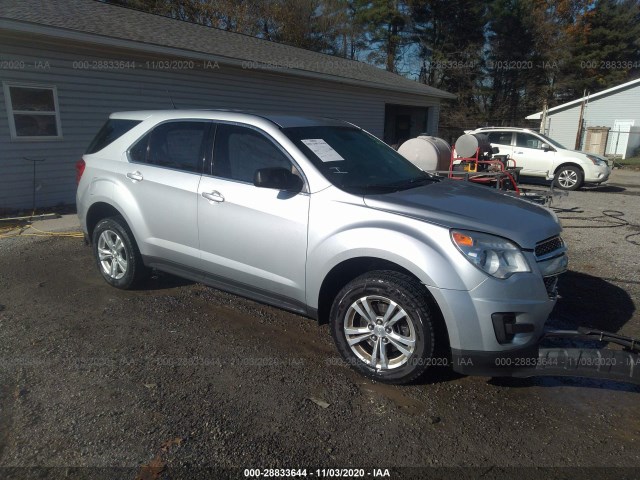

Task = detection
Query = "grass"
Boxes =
[612,156,640,169]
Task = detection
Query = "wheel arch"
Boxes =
[553,162,585,189]
[85,202,127,243]
[554,161,584,175]
[315,256,450,355]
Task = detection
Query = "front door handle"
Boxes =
[202,190,225,203]
[126,171,143,182]
[515,151,524,154]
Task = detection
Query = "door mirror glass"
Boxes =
[254,167,303,191]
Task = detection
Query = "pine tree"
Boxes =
[411,0,488,128]
[567,0,640,95]
[353,0,412,72]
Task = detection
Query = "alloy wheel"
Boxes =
[97,229,128,280]
[343,295,416,370]
[557,169,578,189]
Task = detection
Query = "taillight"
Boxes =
[75,159,86,184]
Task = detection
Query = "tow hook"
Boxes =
[510,328,640,385]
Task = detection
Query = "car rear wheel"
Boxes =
[554,165,583,190]
[92,216,148,289]
[330,270,437,384]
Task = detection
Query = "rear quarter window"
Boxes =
[86,119,141,154]
[487,131,513,146]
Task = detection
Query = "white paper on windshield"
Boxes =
[301,139,344,162]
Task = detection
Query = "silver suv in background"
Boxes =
[77,111,568,384]
[467,127,611,190]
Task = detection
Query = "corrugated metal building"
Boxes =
[0,0,454,212]
[526,78,640,159]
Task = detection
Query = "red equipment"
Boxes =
[448,146,522,194]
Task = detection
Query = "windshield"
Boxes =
[282,126,438,194]
[537,133,566,150]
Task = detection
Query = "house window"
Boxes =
[3,83,62,140]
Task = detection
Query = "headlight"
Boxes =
[451,230,530,279]
[586,154,606,166]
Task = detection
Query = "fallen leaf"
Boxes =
[308,396,330,409]
[160,437,183,452]
[135,437,183,480]
[135,456,165,480]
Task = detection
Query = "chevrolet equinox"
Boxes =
[77,111,568,384]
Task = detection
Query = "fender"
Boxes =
[305,221,487,310]
[83,174,152,255]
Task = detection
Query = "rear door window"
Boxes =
[487,131,513,146]
[86,119,140,154]
[128,121,210,174]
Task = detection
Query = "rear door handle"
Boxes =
[126,171,143,182]
[515,151,524,154]
[202,190,224,203]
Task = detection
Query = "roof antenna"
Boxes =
[166,90,176,109]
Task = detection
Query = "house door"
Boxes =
[395,115,412,146]
[609,120,634,159]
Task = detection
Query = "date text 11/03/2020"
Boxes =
[244,468,391,478]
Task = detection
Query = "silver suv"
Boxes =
[77,110,568,384]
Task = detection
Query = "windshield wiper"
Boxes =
[347,175,440,194]
[377,175,440,191]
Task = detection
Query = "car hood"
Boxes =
[568,149,591,158]
[363,179,561,249]
[571,149,608,162]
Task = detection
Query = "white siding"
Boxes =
[583,85,640,131]
[544,83,640,151]
[545,106,582,149]
[0,35,441,210]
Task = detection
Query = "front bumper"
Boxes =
[427,267,558,354]
[584,164,611,183]
[426,247,567,375]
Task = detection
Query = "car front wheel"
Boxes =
[554,165,583,190]
[330,270,437,384]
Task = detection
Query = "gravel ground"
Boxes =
[0,170,639,479]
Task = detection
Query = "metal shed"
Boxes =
[526,78,640,159]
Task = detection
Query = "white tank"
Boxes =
[397,135,451,172]
[454,133,492,158]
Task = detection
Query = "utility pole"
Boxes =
[539,100,548,134]
[574,90,588,150]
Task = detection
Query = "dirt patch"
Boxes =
[1,174,639,473]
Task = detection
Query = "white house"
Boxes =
[0,0,454,212]
[526,78,640,159]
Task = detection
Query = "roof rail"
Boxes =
[475,126,532,131]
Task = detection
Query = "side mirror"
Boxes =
[254,167,303,191]
[541,143,551,151]
[491,146,500,154]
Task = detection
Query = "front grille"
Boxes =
[544,276,559,298]
[535,236,563,258]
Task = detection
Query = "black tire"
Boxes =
[330,270,438,384]
[554,165,583,191]
[92,216,148,289]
